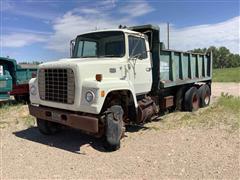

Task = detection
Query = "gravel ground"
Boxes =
[0,83,239,179]
[212,82,240,97]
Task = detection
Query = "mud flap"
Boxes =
[105,105,124,146]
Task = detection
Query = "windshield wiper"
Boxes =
[80,56,97,58]
[98,55,121,57]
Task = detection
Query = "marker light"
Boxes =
[96,74,102,82]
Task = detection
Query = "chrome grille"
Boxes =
[38,68,75,104]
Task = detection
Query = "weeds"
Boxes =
[219,93,240,112]
[0,103,34,129]
[22,115,35,127]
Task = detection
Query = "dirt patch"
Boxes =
[1,127,239,179]
[212,82,240,97]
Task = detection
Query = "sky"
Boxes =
[0,0,239,62]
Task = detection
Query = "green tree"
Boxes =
[191,46,240,69]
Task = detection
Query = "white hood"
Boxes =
[39,57,127,82]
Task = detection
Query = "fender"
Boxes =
[30,78,138,115]
[81,79,138,114]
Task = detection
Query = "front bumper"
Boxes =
[29,105,99,133]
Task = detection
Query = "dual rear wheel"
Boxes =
[198,84,211,107]
[184,84,211,112]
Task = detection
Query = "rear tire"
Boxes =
[198,84,211,107]
[184,87,200,112]
[37,118,61,135]
[103,105,124,152]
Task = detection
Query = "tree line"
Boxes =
[191,46,240,69]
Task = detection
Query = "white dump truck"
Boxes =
[29,25,212,151]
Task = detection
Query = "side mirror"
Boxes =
[70,39,75,57]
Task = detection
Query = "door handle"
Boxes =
[146,67,152,72]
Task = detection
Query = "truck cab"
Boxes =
[29,25,212,151]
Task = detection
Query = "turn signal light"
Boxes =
[100,90,105,97]
[96,74,102,82]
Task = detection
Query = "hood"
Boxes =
[39,57,127,81]
[39,57,126,67]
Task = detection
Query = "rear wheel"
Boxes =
[103,105,124,151]
[37,118,61,135]
[184,87,200,112]
[198,84,211,107]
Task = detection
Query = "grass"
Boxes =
[146,94,240,132]
[218,93,240,112]
[22,115,35,127]
[213,67,240,82]
[0,103,35,129]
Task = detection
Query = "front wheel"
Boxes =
[37,118,61,135]
[103,105,124,151]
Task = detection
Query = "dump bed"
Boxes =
[0,58,37,85]
[16,64,38,85]
[128,24,212,91]
[159,49,212,88]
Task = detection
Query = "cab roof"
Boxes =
[76,24,160,38]
[76,28,144,37]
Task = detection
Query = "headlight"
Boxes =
[30,85,37,96]
[85,91,95,102]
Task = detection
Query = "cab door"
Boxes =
[127,35,152,95]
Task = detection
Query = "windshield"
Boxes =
[72,31,125,58]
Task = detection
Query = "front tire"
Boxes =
[104,105,124,151]
[37,118,61,135]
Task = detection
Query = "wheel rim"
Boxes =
[204,93,210,105]
[192,94,199,110]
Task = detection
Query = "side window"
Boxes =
[128,36,147,59]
